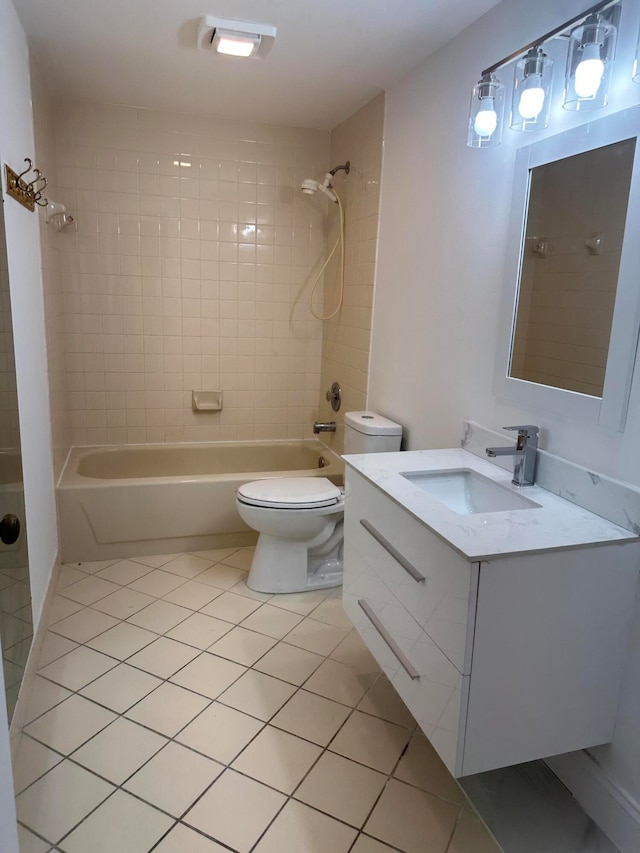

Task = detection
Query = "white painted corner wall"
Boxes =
[369,0,640,847]
[371,0,640,474]
[0,0,59,845]
[0,0,58,629]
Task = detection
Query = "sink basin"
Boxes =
[401,468,541,515]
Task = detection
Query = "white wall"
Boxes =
[0,0,37,846]
[370,0,640,843]
[0,0,58,629]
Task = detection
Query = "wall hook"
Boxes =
[28,171,47,195]
[16,158,33,181]
[4,158,49,212]
[26,167,41,188]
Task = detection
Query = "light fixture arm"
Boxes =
[478,72,500,99]
[522,47,546,79]
[480,0,620,77]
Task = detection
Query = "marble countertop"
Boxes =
[343,448,638,561]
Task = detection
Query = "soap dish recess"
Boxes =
[192,390,223,412]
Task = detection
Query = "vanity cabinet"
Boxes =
[342,468,640,777]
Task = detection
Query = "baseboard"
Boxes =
[546,751,640,853]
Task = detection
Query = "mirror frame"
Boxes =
[494,106,640,432]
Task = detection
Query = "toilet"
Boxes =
[236,411,402,594]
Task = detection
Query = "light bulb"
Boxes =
[574,42,604,98]
[474,99,498,137]
[518,74,545,119]
[518,87,545,119]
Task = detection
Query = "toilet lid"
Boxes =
[237,477,342,509]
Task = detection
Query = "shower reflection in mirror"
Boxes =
[495,105,640,434]
[0,193,32,722]
[510,138,635,398]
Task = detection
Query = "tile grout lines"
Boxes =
[16,548,485,853]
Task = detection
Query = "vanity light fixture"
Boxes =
[510,47,554,131]
[633,25,640,81]
[564,13,617,109]
[467,0,624,148]
[467,73,506,148]
[197,16,277,59]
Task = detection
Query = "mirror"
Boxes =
[0,192,32,722]
[496,107,640,431]
[510,139,635,398]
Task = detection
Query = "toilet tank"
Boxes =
[344,412,402,454]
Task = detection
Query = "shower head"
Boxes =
[300,161,349,203]
[300,175,338,203]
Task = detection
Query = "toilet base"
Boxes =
[246,533,343,594]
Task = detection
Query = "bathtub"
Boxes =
[57,440,343,563]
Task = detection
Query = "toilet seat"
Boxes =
[237,477,342,510]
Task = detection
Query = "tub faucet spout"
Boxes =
[486,424,539,487]
[314,422,336,434]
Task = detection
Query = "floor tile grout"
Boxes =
[16,548,489,853]
[23,669,464,850]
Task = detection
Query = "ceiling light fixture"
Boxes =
[467,0,624,148]
[197,16,277,59]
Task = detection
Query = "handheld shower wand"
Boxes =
[300,163,350,321]
[300,177,338,202]
[300,162,349,202]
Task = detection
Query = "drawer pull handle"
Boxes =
[358,599,420,680]
[360,519,425,583]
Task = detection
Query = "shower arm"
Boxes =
[327,161,350,182]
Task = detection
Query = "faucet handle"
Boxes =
[502,424,539,437]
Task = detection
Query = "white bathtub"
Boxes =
[57,440,343,563]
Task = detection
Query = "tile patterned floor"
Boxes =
[13,547,502,853]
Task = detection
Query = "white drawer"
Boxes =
[343,543,466,776]
[345,469,477,674]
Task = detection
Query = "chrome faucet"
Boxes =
[313,421,336,434]
[486,425,539,486]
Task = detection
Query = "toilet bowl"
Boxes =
[236,477,345,594]
[237,411,402,594]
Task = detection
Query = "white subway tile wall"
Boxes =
[316,94,384,453]
[51,102,330,445]
[32,59,72,477]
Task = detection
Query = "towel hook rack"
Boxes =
[4,158,49,212]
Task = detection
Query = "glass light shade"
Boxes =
[467,73,506,148]
[510,48,553,132]
[633,27,640,83]
[563,14,616,111]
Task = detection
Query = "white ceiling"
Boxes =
[14,0,501,129]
